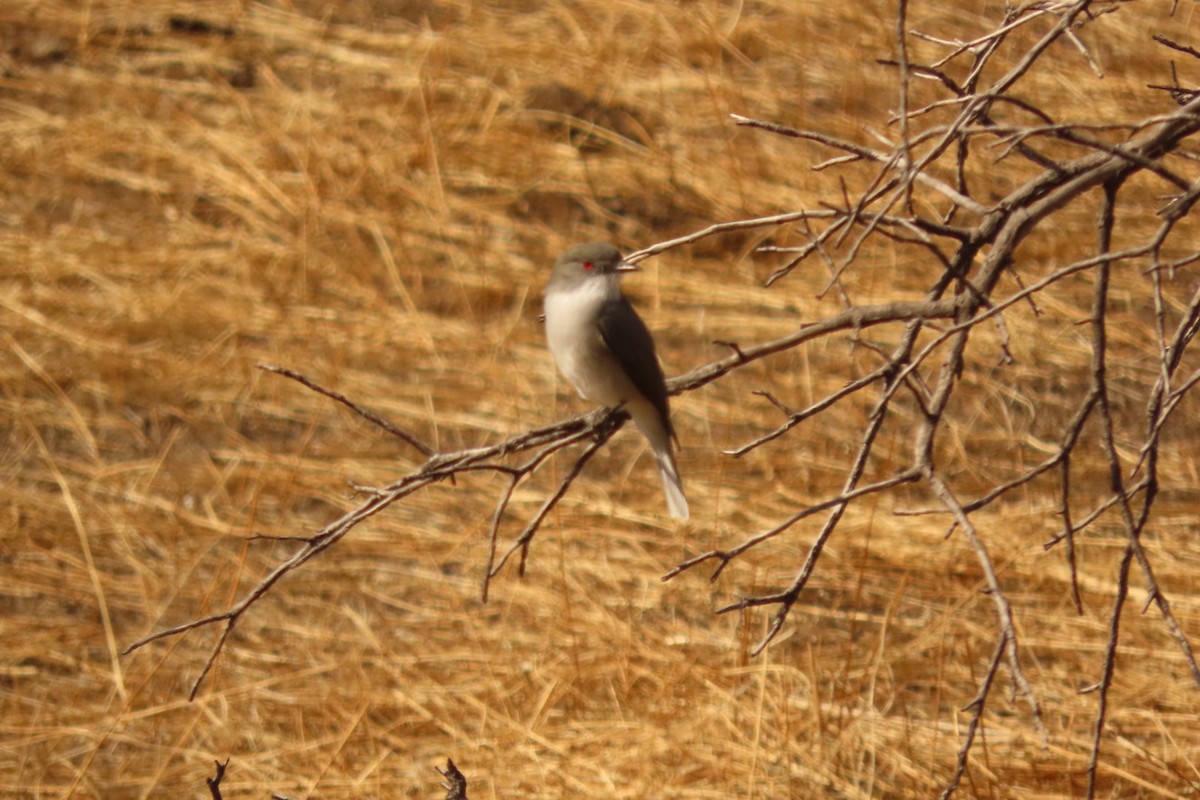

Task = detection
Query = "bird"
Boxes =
[543,242,689,520]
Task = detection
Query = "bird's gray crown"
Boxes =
[548,242,635,293]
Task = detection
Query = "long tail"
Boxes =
[654,445,689,520]
[630,402,689,520]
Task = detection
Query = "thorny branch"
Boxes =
[667,6,1200,797]
[696,4,1200,796]
[128,3,1199,793]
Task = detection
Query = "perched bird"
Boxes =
[543,242,688,520]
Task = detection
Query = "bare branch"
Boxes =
[939,635,1007,800]
[258,363,435,457]
[729,113,989,216]
[925,471,1045,742]
[128,19,1200,796]
[436,759,469,800]
[207,758,231,800]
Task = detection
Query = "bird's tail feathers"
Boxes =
[655,447,689,520]
[632,403,689,520]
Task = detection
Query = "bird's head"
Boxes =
[548,242,638,292]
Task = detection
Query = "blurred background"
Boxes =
[3,1,1199,797]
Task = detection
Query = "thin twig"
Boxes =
[258,363,435,456]
[939,635,1007,800]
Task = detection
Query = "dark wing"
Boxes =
[597,295,674,436]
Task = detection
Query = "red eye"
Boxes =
[581,261,594,271]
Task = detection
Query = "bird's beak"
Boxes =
[615,260,640,272]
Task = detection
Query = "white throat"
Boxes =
[545,274,621,325]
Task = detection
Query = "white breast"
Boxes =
[544,277,636,407]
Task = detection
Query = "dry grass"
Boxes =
[3,1,1200,797]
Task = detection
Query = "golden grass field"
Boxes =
[4,1,1200,797]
